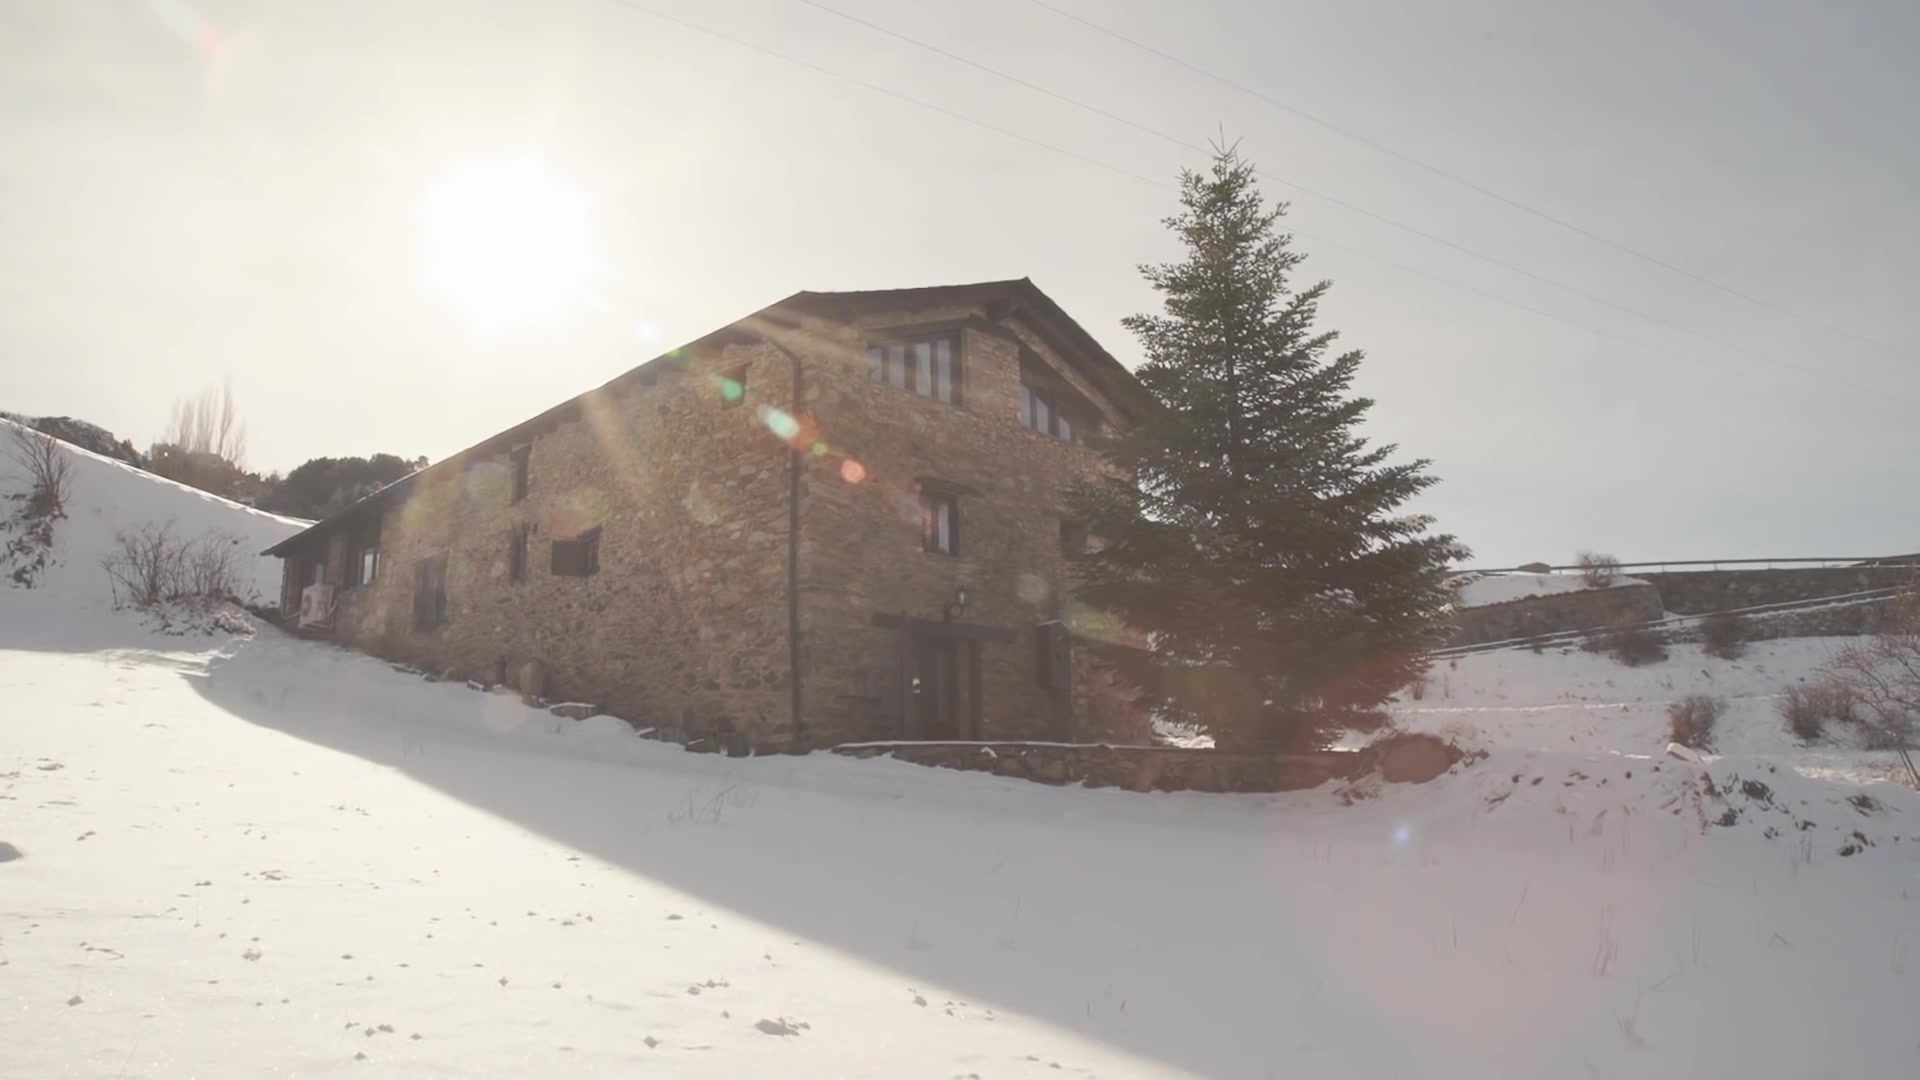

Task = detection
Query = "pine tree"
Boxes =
[1069,146,1467,751]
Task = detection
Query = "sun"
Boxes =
[422,158,595,333]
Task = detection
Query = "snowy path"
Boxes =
[5,627,1919,1077]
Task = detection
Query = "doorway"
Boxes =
[909,636,964,739]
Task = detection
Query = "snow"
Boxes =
[1454,571,1646,608]
[5,429,1920,1077]
[1,417,307,608]
[1398,637,1882,759]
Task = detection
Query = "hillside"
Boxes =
[3,420,1919,1077]
[1,417,305,623]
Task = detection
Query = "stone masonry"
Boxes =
[269,280,1154,750]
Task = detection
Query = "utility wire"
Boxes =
[1023,0,1914,365]
[597,0,1896,415]
[792,0,1916,405]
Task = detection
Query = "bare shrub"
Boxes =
[1577,550,1621,588]
[1668,694,1724,750]
[1778,681,1856,744]
[180,531,245,600]
[1588,622,1667,667]
[99,521,246,609]
[1699,610,1748,660]
[6,423,73,518]
[102,522,182,608]
[1822,587,1920,786]
[3,424,76,587]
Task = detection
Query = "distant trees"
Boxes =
[256,454,425,520]
[10,390,422,518]
[0,412,138,466]
[146,381,259,500]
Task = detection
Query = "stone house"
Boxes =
[266,279,1154,750]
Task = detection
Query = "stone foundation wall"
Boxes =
[834,742,1361,793]
[1635,567,1916,614]
[1451,582,1664,645]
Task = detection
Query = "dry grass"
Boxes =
[1668,694,1725,750]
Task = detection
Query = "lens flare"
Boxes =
[759,406,801,441]
[839,459,867,484]
[1392,824,1413,847]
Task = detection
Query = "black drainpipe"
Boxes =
[753,332,806,743]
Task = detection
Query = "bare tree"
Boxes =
[1576,550,1621,588]
[6,422,73,518]
[149,379,253,498]
[158,378,248,470]
[1823,586,1920,787]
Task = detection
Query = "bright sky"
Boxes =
[3,0,1916,566]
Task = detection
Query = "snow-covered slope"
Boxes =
[4,614,1918,1076]
[1397,637,1904,764]
[0,417,306,613]
[1454,570,1648,608]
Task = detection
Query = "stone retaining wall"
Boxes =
[1664,596,1899,644]
[833,741,1364,793]
[1636,567,1915,615]
[1451,582,1663,646]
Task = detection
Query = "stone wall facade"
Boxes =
[1451,582,1664,646]
[1635,567,1916,615]
[792,301,1147,747]
[833,742,1362,793]
[275,283,1152,750]
[299,343,797,744]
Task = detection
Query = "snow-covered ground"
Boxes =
[6,429,1920,1077]
[1454,571,1646,608]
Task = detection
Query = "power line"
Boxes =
[595,0,1899,415]
[791,0,1917,405]
[1023,0,1915,365]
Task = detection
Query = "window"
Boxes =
[1059,520,1088,557]
[345,532,379,588]
[508,523,531,584]
[921,491,958,556]
[1018,381,1090,443]
[412,556,448,631]
[509,445,531,503]
[867,334,958,404]
[552,527,601,577]
[720,365,747,408]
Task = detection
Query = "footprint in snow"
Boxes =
[755,1017,808,1037]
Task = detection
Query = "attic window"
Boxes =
[867,333,959,404]
[1018,366,1094,444]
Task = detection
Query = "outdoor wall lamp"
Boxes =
[944,585,970,621]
